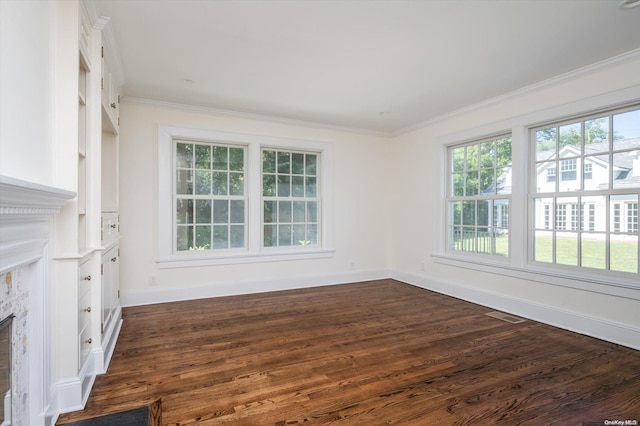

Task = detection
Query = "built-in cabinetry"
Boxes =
[55,1,123,412]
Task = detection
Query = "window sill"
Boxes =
[157,248,335,269]
[431,252,640,300]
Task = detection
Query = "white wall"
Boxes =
[0,0,55,186]
[119,101,392,305]
[390,53,640,348]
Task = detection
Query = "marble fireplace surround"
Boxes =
[0,175,74,426]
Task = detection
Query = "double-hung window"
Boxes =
[158,126,333,267]
[531,106,640,274]
[447,135,512,257]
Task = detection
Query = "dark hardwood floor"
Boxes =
[57,279,640,425]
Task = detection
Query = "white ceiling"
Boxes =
[93,0,640,134]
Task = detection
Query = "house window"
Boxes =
[532,105,640,274]
[175,141,246,251]
[448,135,511,257]
[157,126,334,267]
[560,159,576,181]
[627,202,638,234]
[546,167,556,183]
[262,149,320,248]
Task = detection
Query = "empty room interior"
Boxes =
[1,0,639,425]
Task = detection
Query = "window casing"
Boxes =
[157,126,334,267]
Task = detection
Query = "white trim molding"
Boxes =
[393,270,640,351]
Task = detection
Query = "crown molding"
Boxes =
[122,97,389,138]
[393,48,640,137]
[83,0,126,86]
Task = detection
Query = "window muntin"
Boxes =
[531,105,640,275]
[262,149,320,248]
[175,141,246,251]
[448,135,512,257]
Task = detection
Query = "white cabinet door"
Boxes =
[101,244,119,334]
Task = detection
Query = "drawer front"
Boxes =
[101,212,119,243]
[78,321,93,369]
[78,289,92,330]
[78,260,93,298]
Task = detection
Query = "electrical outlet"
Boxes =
[150,275,157,286]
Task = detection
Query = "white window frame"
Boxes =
[432,87,640,301]
[157,126,334,268]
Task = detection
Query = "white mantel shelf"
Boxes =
[0,175,75,214]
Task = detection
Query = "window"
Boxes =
[546,167,556,183]
[175,141,246,251]
[262,149,319,248]
[158,126,334,267]
[438,99,639,295]
[448,135,511,257]
[532,105,640,274]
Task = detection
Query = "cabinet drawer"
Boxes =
[101,212,119,243]
[78,321,93,369]
[78,260,93,298]
[78,290,92,330]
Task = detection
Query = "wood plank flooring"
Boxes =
[57,279,640,425]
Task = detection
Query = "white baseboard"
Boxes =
[121,269,391,307]
[392,270,640,351]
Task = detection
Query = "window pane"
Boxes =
[305,177,317,197]
[613,153,639,189]
[480,141,495,168]
[195,225,211,249]
[581,196,604,232]
[452,173,464,196]
[176,170,193,194]
[212,146,228,170]
[496,166,511,195]
[496,137,512,168]
[195,200,211,224]
[293,224,306,245]
[195,170,211,195]
[496,231,509,257]
[176,143,193,168]
[307,224,318,245]
[176,199,193,224]
[462,201,475,225]
[277,175,290,197]
[212,172,228,195]
[230,225,244,248]
[213,225,229,249]
[452,146,465,172]
[613,109,640,149]
[584,116,609,148]
[263,150,276,173]
[583,155,609,190]
[278,151,291,173]
[305,154,317,175]
[477,200,490,231]
[229,147,244,171]
[263,174,276,196]
[450,201,461,226]
[279,201,292,223]
[556,232,578,266]
[292,153,305,174]
[536,128,556,159]
[176,225,193,251]
[581,235,606,270]
[195,145,211,169]
[264,224,276,247]
[264,200,276,223]
[559,123,581,158]
[610,236,638,273]
[465,145,478,170]
[292,176,304,197]
[534,230,553,263]
[213,200,229,224]
[229,172,244,196]
[307,202,318,223]
[293,201,306,222]
[479,169,495,195]
[230,200,245,224]
[533,198,552,230]
[464,171,478,196]
[278,224,292,246]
